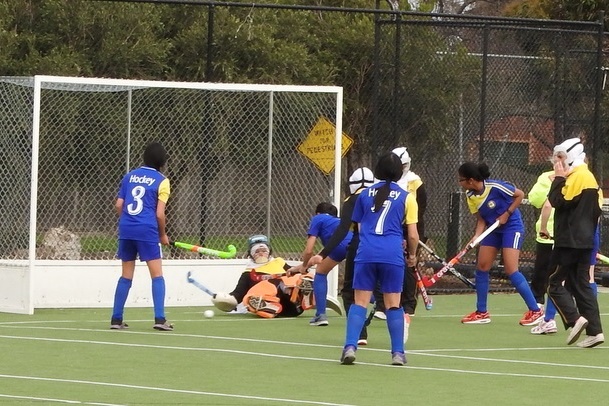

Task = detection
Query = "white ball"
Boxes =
[204,310,215,319]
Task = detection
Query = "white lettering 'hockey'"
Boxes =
[367,188,401,200]
[129,175,156,186]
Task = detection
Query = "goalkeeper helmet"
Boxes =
[247,234,272,258]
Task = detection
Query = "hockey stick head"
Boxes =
[219,244,237,259]
[186,271,195,284]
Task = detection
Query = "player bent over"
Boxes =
[288,202,351,326]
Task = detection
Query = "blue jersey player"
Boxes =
[111,142,173,331]
[458,162,543,326]
[340,152,419,366]
[289,202,353,326]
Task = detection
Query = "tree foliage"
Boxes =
[504,0,609,27]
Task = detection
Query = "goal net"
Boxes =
[0,76,344,313]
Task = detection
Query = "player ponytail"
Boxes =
[372,152,402,212]
[458,161,490,182]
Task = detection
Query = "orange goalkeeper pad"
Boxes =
[243,280,282,318]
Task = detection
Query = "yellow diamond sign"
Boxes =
[297,117,354,175]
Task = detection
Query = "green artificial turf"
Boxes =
[1,292,608,405]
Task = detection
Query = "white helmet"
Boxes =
[348,167,374,194]
[554,137,585,167]
[392,147,411,173]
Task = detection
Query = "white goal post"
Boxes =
[0,75,345,314]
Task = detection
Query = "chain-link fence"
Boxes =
[166,2,606,277]
[372,15,606,275]
[0,77,343,261]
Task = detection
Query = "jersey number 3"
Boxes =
[127,186,146,215]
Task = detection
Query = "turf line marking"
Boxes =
[0,325,342,349]
[0,393,123,405]
[2,333,609,382]
[1,324,608,356]
[415,352,609,370]
[0,375,355,406]
[402,365,609,383]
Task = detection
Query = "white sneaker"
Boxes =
[566,316,588,345]
[403,313,411,344]
[374,311,387,320]
[530,319,557,335]
[228,303,248,314]
[577,333,605,348]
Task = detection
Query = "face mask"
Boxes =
[253,255,270,264]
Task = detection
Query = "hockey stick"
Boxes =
[596,252,609,264]
[414,268,433,310]
[418,240,476,289]
[186,271,216,296]
[421,220,500,288]
[172,241,237,259]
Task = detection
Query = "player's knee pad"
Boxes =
[211,292,238,312]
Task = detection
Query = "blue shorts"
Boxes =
[481,230,524,250]
[353,262,404,293]
[117,239,163,261]
[328,244,348,262]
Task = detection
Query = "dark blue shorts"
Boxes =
[481,230,524,250]
[117,239,163,261]
[353,262,404,293]
[328,245,348,262]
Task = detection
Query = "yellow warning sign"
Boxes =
[297,117,354,175]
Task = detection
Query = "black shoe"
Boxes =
[110,318,128,330]
[153,318,174,331]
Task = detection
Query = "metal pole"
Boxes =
[206,4,215,82]
[392,11,401,148]
[478,24,489,162]
[126,89,132,172]
[266,91,274,239]
[372,0,381,157]
[592,12,604,176]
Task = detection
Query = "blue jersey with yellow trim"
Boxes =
[117,166,170,242]
[352,182,417,266]
[465,179,523,232]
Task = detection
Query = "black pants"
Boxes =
[530,242,554,304]
[548,247,602,335]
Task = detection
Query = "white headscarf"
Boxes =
[348,167,375,194]
[392,147,411,174]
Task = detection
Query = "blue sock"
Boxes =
[345,304,367,348]
[509,271,539,310]
[475,270,489,312]
[590,282,598,297]
[111,277,132,320]
[545,297,557,321]
[151,276,166,320]
[314,273,328,316]
[386,307,405,353]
